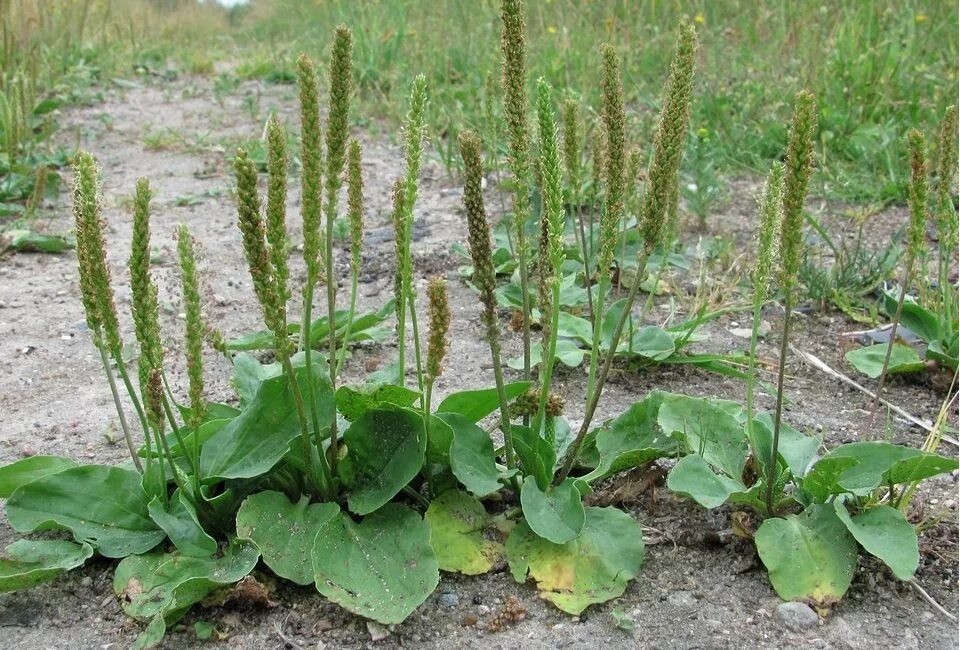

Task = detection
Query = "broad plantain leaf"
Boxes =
[845,343,924,378]
[441,412,502,497]
[341,407,426,515]
[658,394,748,479]
[6,465,165,558]
[667,454,748,508]
[0,455,77,497]
[312,504,439,624]
[506,506,645,614]
[520,477,585,544]
[424,490,503,575]
[832,502,918,580]
[335,383,421,422]
[0,540,93,592]
[582,392,676,482]
[201,362,333,480]
[436,381,531,423]
[148,492,217,558]
[114,538,259,650]
[755,504,857,605]
[236,491,339,585]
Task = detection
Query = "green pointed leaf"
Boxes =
[436,381,531,423]
[811,441,959,497]
[556,311,593,346]
[236,491,339,585]
[313,504,439,624]
[424,490,503,575]
[624,326,676,360]
[520,477,585,544]
[658,394,748,479]
[506,506,645,614]
[755,505,857,605]
[342,407,426,515]
[833,502,918,580]
[148,492,217,558]
[441,412,502,497]
[883,293,941,344]
[0,455,78,497]
[667,454,748,508]
[232,352,278,406]
[512,425,556,491]
[201,362,333,480]
[750,414,822,479]
[335,383,421,422]
[114,538,259,649]
[583,392,677,482]
[0,540,93,592]
[845,343,924,378]
[6,465,165,558]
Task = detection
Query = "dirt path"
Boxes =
[0,76,956,649]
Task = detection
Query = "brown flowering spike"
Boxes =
[906,129,929,262]
[298,53,325,287]
[234,149,284,346]
[177,224,206,430]
[599,43,626,278]
[146,367,165,433]
[128,177,164,396]
[391,178,406,329]
[265,114,290,305]
[458,132,497,325]
[639,20,698,251]
[347,140,364,276]
[779,90,818,292]
[752,163,784,301]
[426,277,451,381]
[73,152,123,357]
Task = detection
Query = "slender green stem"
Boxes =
[280,354,331,499]
[766,296,794,516]
[744,297,765,461]
[574,200,594,319]
[558,247,651,482]
[423,381,435,498]
[517,240,532,390]
[532,280,561,437]
[160,393,201,502]
[301,284,325,473]
[871,256,915,424]
[335,272,359,377]
[96,342,142,472]
[584,276,609,405]
[408,292,426,397]
[640,256,668,320]
[113,352,149,437]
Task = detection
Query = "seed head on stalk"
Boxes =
[536,78,565,337]
[177,224,206,430]
[235,149,286,352]
[73,152,123,357]
[265,115,290,305]
[146,367,165,433]
[753,163,784,301]
[459,132,498,331]
[347,140,364,276]
[426,277,450,381]
[129,178,164,396]
[779,90,818,292]
[298,53,324,286]
[324,25,353,224]
[562,98,582,198]
[500,0,533,224]
[599,43,626,277]
[934,107,958,247]
[391,178,406,330]
[906,129,929,264]
[638,20,698,252]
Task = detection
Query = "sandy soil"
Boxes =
[0,76,956,649]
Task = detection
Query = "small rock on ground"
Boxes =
[777,602,820,630]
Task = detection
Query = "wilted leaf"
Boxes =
[424,490,503,575]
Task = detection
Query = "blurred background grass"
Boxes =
[2,0,958,208]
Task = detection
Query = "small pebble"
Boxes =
[776,601,819,630]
